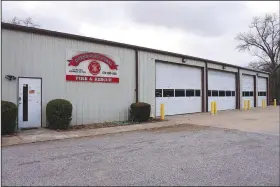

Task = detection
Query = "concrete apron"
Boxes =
[168,106,279,136]
[2,106,279,147]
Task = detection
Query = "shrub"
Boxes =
[46,99,73,130]
[130,102,151,122]
[1,100,18,135]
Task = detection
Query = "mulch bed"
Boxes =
[55,118,165,132]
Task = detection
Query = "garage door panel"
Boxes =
[156,62,201,89]
[208,70,236,90]
[208,97,236,111]
[156,62,202,116]
[257,77,267,107]
[241,75,255,108]
[208,70,236,111]
[241,97,254,108]
[242,75,254,91]
[156,97,202,116]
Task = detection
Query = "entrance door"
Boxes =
[18,77,42,129]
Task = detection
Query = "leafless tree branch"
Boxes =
[235,13,279,68]
[236,13,280,100]
[5,16,40,28]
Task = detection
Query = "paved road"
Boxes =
[2,125,279,186]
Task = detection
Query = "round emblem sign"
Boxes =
[88,61,101,75]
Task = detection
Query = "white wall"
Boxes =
[208,63,238,73]
[2,29,136,126]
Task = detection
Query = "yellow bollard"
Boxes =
[214,101,217,114]
[262,100,264,108]
[244,100,247,111]
[264,100,266,108]
[274,99,277,107]
[160,104,165,120]
[248,100,251,110]
[211,101,214,115]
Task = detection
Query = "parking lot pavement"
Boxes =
[2,124,279,186]
[168,106,279,135]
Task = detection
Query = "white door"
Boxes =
[241,74,255,108]
[18,78,42,129]
[257,77,267,107]
[155,62,202,116]
[208,70,236,111]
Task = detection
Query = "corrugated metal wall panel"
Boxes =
[2,29,136,126]
[257,73,269,78]
[138,51,206,115]
[208,63,238,72]
[240,69,257,76]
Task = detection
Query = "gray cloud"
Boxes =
[2,1,251,37]
[2,1,127,33]
[2,1,273,67]
[126,1,250,37]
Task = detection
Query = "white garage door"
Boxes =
[208,70,236,111]
[241,74,255,108]
[257,77,267,107]
[155,62,202,116]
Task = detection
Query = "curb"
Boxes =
[2,121,192,147]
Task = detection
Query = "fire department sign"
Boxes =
[66,50,120,83]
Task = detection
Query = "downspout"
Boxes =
[236,68,240,109]
[135,49,139,103]
[205,62,208,112]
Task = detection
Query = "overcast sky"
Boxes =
[2,1,279,67]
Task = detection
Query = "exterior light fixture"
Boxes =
[5,75,17,81]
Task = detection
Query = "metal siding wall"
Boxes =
[138,51,206,116]
[258,73,269,78]
[240,69,257,76]
[2,29,136,126]
[208,63,238,72]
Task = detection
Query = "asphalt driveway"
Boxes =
[2,124,279,186]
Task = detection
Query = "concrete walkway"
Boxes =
[2,106,279,147]
[1,120,174,147]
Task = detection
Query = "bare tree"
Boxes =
[6,16,40,28]
[235,13,280,101]
[10,17,21,25]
